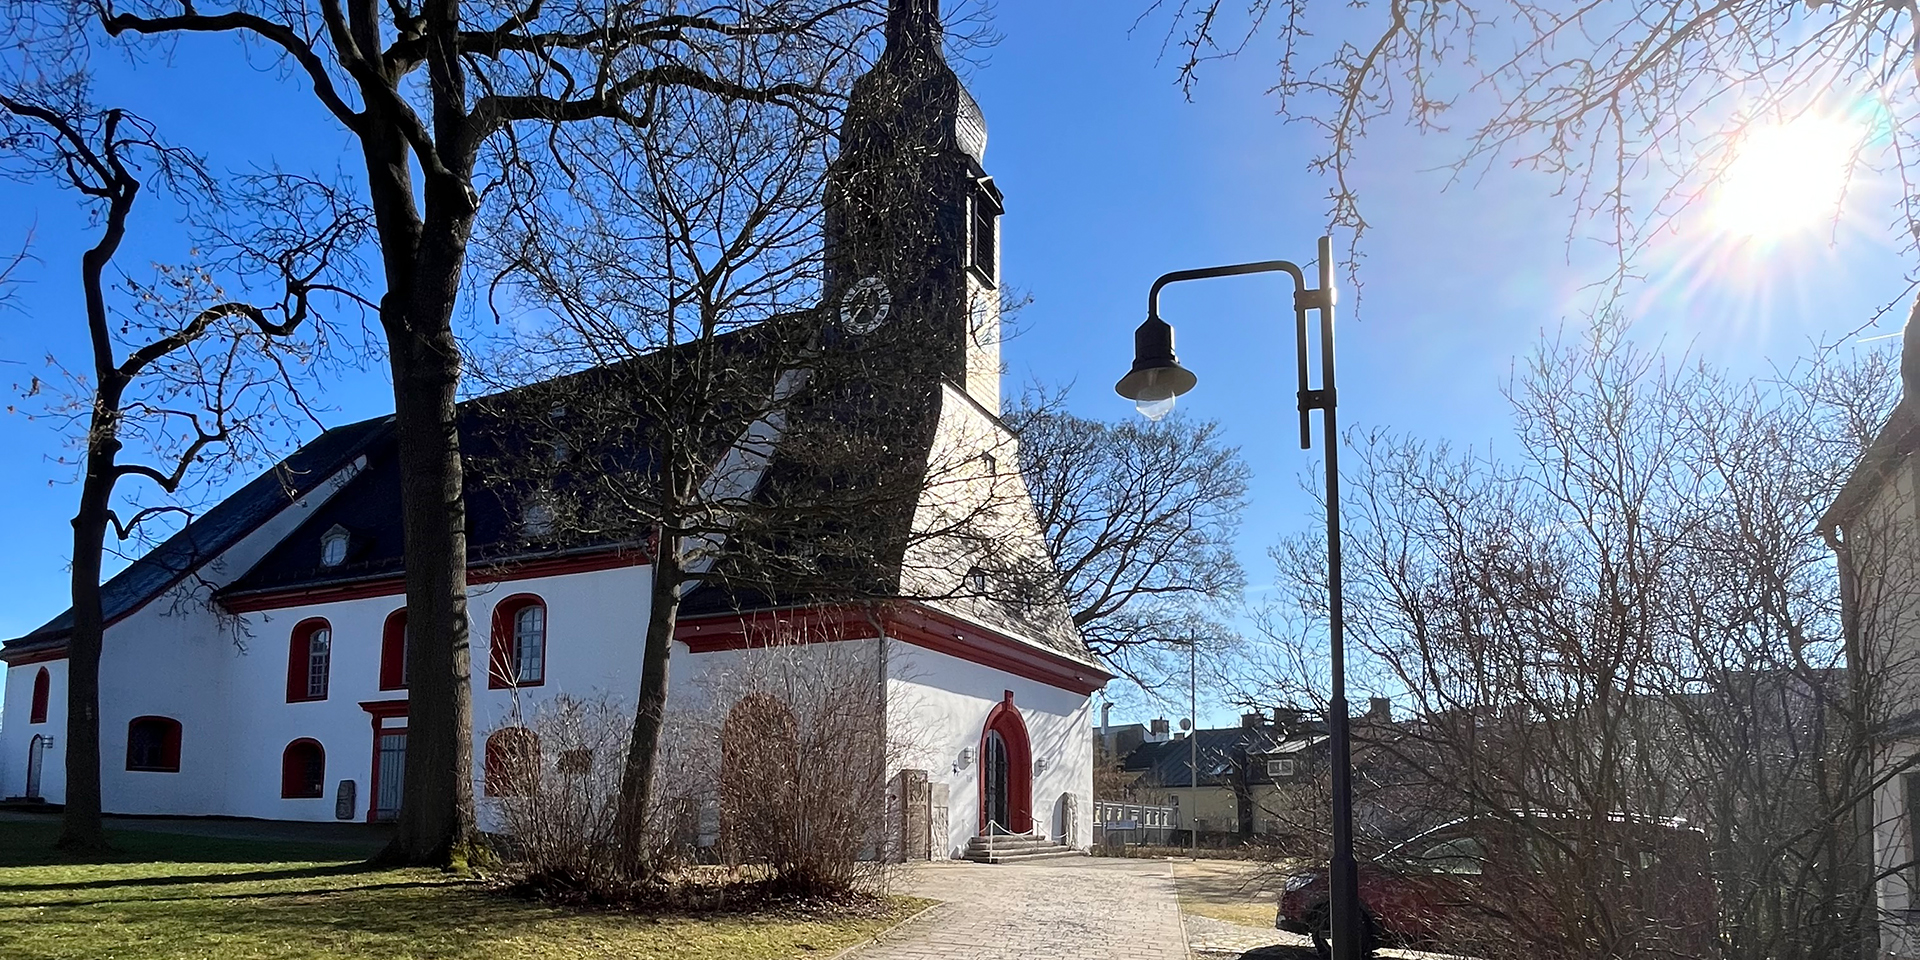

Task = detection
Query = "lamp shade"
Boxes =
[1115,316,1197,408]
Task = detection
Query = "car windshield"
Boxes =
[1412,836,1485,875]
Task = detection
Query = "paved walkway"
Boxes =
[846,857,1193,960]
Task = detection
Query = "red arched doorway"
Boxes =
[978,693,1033,835]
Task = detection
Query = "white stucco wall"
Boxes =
[888,639,1094,857]
[215,562,656,823]
[0,455,367,805]
[0,658,66,801]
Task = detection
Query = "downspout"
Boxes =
[1822,518,1879,960]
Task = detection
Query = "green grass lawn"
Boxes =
[0,818,917,960]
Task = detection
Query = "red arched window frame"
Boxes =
[29,667,49,724]
[280,738,326,798]
[484,727,540,797]
[126,716,182,772]
[978,693,1034,834]
[489,594,547,689]
[285,618,332,703]
[379,609,408,691]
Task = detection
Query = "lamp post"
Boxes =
[1148,635,1203,860]
[1116,236,1361,960]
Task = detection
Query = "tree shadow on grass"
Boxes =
[10,877,448,909]
[0,819,379,868]
[0,860,379,893]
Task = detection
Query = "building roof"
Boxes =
[1120,722,1322,788]
[3,415,390,656]
[1822,401,1920,532]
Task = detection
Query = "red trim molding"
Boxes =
[360,699,407,824]
[979,692,1034,834]
[2,646,68,666]
[222,548,647,613]
[676,602,1109,695]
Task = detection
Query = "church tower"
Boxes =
[823,0,1003,413]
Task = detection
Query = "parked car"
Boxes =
[1276,813,1717,959]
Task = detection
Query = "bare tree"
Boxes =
[1005,386,1249,685]
[1254,319,1907,958]
[1147,0,1920,298]
[0,81,358,851]
[72,0,882,865]
[463,2,1077,878]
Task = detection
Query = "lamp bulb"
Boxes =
[1136,394,1176,422]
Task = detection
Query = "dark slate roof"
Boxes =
[675,377,1097,666]
[1120,723,1324,788]
[2,415,391,655]
[1822,401,1920,531]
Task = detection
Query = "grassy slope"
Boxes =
[0,819,912,960]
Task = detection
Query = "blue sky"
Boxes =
[0,2,1911,724]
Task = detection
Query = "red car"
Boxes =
[1276,814,1717,959]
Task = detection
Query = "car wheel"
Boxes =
[1309,908,1378,959]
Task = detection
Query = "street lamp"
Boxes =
[1147,635,1204,861]
[1116,236,1362,960]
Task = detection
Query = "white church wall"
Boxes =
[222,562,655,824]
[886,639,1093,858]
[0,454,367,808]
[1,658,66,801]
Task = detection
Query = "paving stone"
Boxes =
[845,858,1193,960]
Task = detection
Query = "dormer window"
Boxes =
[968,177,1002,287]
[966,566,988,595]
[522,493,557,538]
[319,526,350,567]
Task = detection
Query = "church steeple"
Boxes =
[884,0,941,56]
[824,0,1003,413]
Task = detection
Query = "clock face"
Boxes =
[839,276,893,335]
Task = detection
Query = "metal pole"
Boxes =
[1315,236,1363,960]
[1190,639,1198,860]
[1134,244,1358,957]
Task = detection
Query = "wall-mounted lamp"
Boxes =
[955,747,974,771]
[1034,756,1049,776]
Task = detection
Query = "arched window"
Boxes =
[379,609,408,691]
[280,739,326,798]
[126,716,182,772]
[719,694,801,863]
[489,595,547,689]
[29,667,49,724]
[484,727,540,797]
[286,619,331,702]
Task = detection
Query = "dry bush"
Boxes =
[482,630,912,902]
[482,693,709,897]
[688,634,906,898]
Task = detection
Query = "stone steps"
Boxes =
[962,833,1083,864]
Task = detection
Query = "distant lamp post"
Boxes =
[1118,237,1361,960]
[1151,635,1204,861]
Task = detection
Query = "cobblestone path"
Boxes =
[843,858,1192,960]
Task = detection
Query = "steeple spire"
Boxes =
[884,0,941,57]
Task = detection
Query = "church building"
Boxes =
[0,0,1108,859]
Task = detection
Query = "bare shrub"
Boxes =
[483,627,913,901]
[688,631,905,898]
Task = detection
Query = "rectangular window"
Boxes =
[1266,758,1296,778]
[968,180,1001,286]
[307,628,330,699]
[1907,773,1920,897]
[515,606,546,684]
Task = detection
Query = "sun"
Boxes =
[1712,117,1859,241]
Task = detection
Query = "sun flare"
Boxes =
[1713,118,1858,241]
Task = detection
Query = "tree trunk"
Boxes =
[616,533,684,872]
[59,175,136,855]
[373,252,479,866]
[57,416,117,853]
